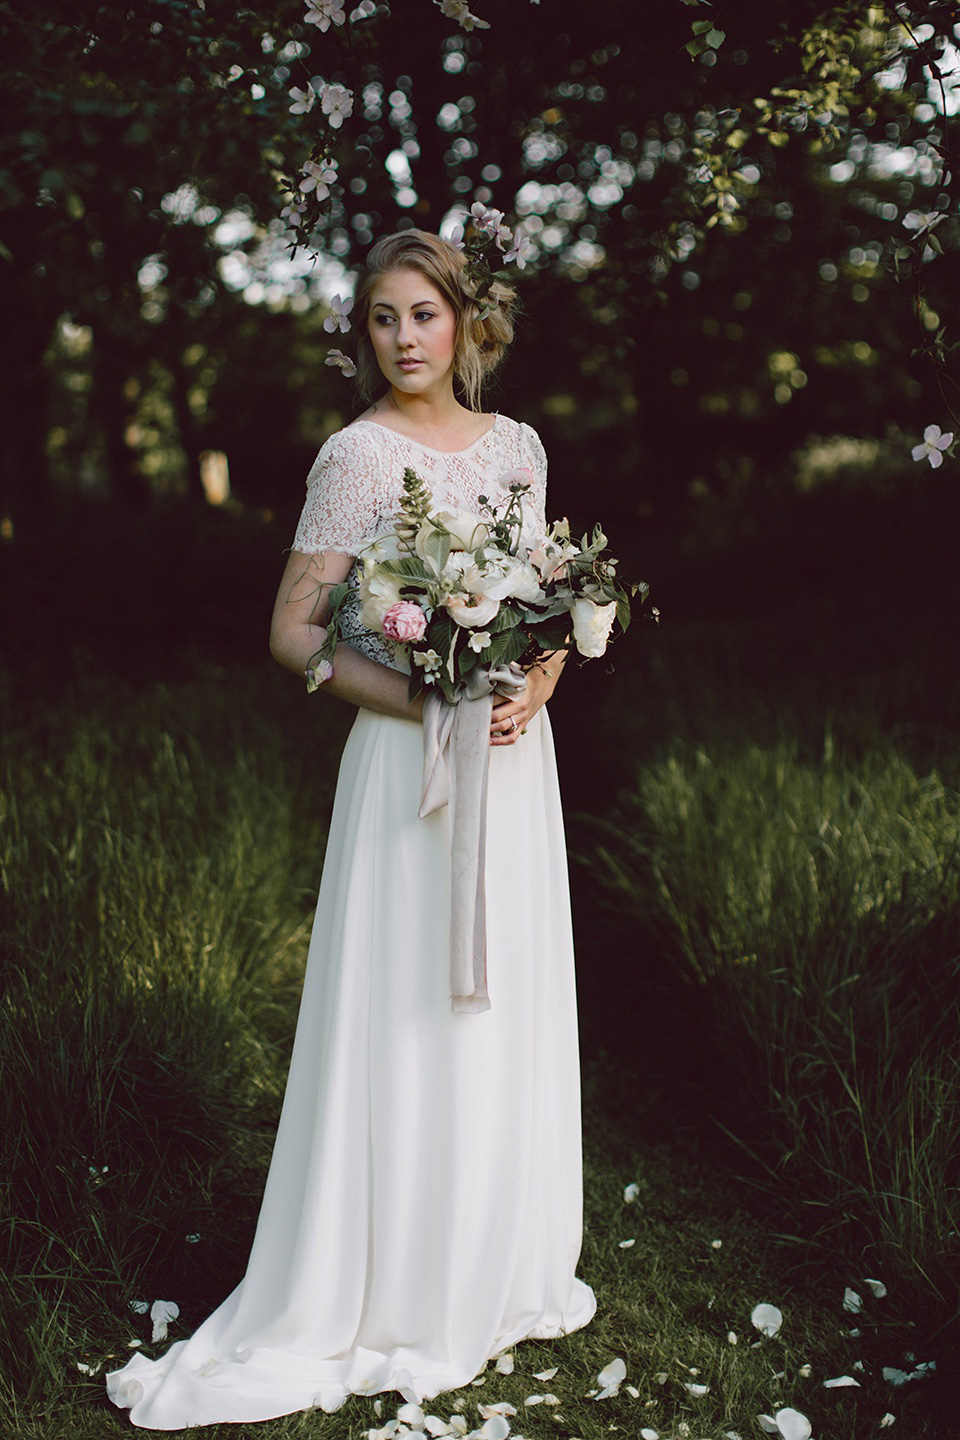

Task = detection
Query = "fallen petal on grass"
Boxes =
[843,1288,863,1314]
[618,1238,636,1248]
[879,1414,895,1427]
[494,1353,514,1375]
[824,1375,860,1388]
[684,1382,710,1397]
[533,1367,557,1381]
[624,1182,640,1203]
[149,1300,180,1343]
[864,1278,888,1299]
[752,1303,784,1338]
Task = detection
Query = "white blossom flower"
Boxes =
[467,629,493,653]
[912,423,953,468]
[325,348,357,377]
[414,649,442,678]
[319,82,354,128]
[299,160,338,197]
[903,210,945,235]
[281,201,308,227]
[288,85,316,114]
[504,227,535,268]
[751,1303,784,1338]
[304,0,347,30]
[435,0,490,30]
[756,1410,812,1440]
[150,1300,180,1343]
[444,223,466,249]
[470,202,512,248]
[323,293,354,333]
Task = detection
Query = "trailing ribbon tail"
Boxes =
[419,662,527,1013]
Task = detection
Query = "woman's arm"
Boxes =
[269,549,424,722]
[489,648,567,747]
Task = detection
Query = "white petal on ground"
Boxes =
[798,1364,813,1378]
[533,1368,558,1381]
[751,1303,784,1337]
[640,1429,660,1439]
[823,1375,861,1388]
[728,1331,738,1345]
[711,1238,723,1248]
[624,1182,640,1203]
[757,1420,781,1436]
[494,1353,514,1375]
[883,1368,910,1387]
[597,1357,627,1388]
[149,1300,180,1343]
[655,1371,669,1384]
[626,1384,640,1398]
[76,1361,101,1375]
[773,1409,813,1440]
[724,1433,745,1440]
[478,1403,517,1419]
[524,1395,546,1406]
[618,1238,636,1248]
[880,1414,896,1427]
[684,1382,710,1397]
[128,1299,150,1314]
[398,1404,426,1426]
[478,1418,510,1440]
[864,1278,888,1299]
[843,1288,863,1314]
[848,1327,861,1338]
[425,1419,455,1435]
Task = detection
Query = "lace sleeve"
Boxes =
[292,427,396,555]
[519,422,548,532]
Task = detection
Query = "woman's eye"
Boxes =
[374,314,395,326]
[415,311,436,322]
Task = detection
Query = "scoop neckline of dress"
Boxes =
[350,413,500,456]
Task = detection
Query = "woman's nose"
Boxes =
[396,317,414,347]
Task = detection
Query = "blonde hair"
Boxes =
[351,229,517,411]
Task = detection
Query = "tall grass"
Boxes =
[0,667,344,1416]
[589,728,960,1316]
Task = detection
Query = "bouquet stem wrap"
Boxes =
[419,662,528,1013]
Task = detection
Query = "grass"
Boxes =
[0,663,951,1439]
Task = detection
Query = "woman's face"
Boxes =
[367,268,458,398]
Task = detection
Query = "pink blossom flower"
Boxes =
[382,601,427,643]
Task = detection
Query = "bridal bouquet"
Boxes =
[307,466,647,701]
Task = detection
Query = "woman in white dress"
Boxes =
[107,229,596,1430]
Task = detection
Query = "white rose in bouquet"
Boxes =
[359,568,404,631]
[415,508,489,559]
[445,592,501,628]
[482,557,546,604]
[571,597,617,657]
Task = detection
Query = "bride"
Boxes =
[107,228,596,1429]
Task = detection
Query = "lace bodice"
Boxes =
[292,415,549,672]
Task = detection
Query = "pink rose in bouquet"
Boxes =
[382,600,427,643]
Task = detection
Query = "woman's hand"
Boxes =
[489,654,565,746]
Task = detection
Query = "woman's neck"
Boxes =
[370,387,488,447]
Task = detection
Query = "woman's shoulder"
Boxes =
[305,420,390,485]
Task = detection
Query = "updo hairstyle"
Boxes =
[351,229,517,412]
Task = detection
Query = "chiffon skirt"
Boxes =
[107,704,596,1429]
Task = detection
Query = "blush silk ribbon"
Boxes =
[419,661,528,1013]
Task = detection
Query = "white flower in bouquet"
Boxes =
[359,568,405,631]
[571,596,618,657]
[414,508,489,560]
[445,592,501,628]
[482,555,545,604]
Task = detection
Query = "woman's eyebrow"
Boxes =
[371,299,438,310]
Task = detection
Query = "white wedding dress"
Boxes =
[107,414,596,1429]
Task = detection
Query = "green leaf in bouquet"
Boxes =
[379,556,433,582]
[528,619,572,654]
[616,591,632,634]
[489,604,524,632]
[421,527,451,575]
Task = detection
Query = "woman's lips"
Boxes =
[397,359,423,371]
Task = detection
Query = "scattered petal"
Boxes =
[758,1420,780,1436]
[149,1300,180,1344]
[798,1364,813,1378]
[640,1430,660,1439]
[774,1409,812,1440]
[711,1238,723,1248]
[618,1238,636,1248]
[185,1233,201,1244]
[823,1375,860,1388]
[533,1368,558,1381]
[883,1368,910,1387]
[864,1278,888,1299]
[478,1418,510,1440]
[325,349,358,378]
[494,1352,514,1374]
[879,1414,895,1428]
[597,1357,626,1388]
[76,1361,101,1375]
[685,1382,710,1397]
[727,1331,738,1345]
[623,1182,640,1203]
[478,1403,516,1419]
[655,1371,669,1384]
[128,1299,149,1314]
[843,1288,863,1314]
[751,1303,783,1338]
[626,1384,641,1398]
[127,1339,143,1348]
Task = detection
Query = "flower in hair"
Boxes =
[323,294,354,333]
[324,349,357,377]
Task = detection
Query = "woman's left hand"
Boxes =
[489,656,563,746]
